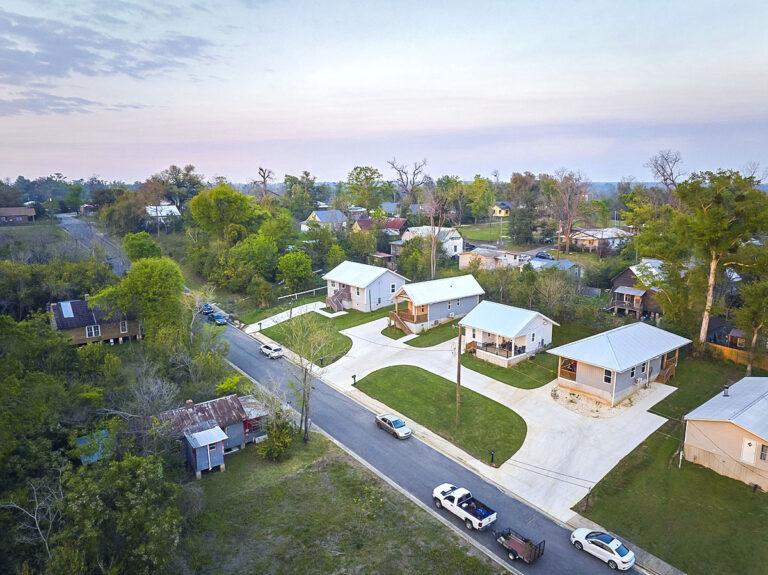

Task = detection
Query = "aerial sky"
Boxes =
[1,0,766,183]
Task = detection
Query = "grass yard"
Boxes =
[381,325,406,339]
[579,356,768,575]
[458,222,507,242]
[356,366,527,464]
[460,320,604,389]
[238,294,326,326]
[177,434,502,575]
[406,321,460,347]
[263,306,393,365]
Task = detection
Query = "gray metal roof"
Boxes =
[459,300,558,339]
[185,424,228,448]
[310,209,346,223]
[395,274,484,306]
[685,377,768,441]
[322,260,407,287]
[157,395,247,437]
[547,322,691,372]
[528,257,577,271]
[614,285,646,296]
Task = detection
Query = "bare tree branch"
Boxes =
[387,158,427,204]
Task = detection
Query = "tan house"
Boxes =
[547,322,690,406]
[459,247,526,271]
[684,377,768,490]
[49,299,142,345]
[0,206,36,225]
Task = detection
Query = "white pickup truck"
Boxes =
[432,483,497,530]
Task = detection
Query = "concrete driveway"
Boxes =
[322,317,674,523]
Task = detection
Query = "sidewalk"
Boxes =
[244,301,325,333]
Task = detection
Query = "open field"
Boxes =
[356,366,527,464]
[263,306,393,365]
[581,357,768,575]
[177,434,503,575]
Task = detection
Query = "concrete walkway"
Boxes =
[244,301,325,333]
[321,317,675,523]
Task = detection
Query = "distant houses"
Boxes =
[300,209,347,232]
[527,256,580,278]
[460,301,558,367]
[323,261,408,313]
[400,226,464,259]
[547,322,691,406]
[566,227,634,252]
[0,206,36,225]
[684,377,768,490]
[390,274,484,334]
[145,204,180,222]
[49,299,141,346]
[458,247,527,271]
[609,258,664,321]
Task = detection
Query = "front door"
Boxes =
[741,438,757,463]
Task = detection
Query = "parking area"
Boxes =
[322,318,675,523]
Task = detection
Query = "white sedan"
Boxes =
[375,414,412,439]
[260,343,283,359]
[570,528,635,571]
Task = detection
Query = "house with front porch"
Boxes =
[389,274,484,334]
[608,258,664,321]
[547,322,691,406]
[323,260,408,312]
[460,301,558,367]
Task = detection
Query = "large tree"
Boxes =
[122,231,161,262]
[277,251,314,294]
[634,170,768,344]
[544,169,588,254]
[346,166,388,210]
[734,279,768,375]
[159,164,204,209]
[188,183,265,238]
[90,257,185,342]
[467,175,495,223]
[387,158,427,204]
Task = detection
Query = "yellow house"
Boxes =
[492,201,512,217]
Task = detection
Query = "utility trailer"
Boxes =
[493,527,545,563]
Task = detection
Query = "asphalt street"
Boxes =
[57,213,129,276]
[224,325,638,575]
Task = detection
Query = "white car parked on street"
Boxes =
[570,528,635,571]
[375,413,412,439]
[260,343,283,359]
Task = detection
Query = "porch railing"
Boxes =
[391,311,428,324]
[558,368,577,381]
[477,343,527,359]
[609,297,642,311]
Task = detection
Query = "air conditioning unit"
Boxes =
[448,312,455,319]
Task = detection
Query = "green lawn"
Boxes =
[356,366,527,464]
[406,321,460,347]
[238,294,326,326]
[459,320,604,389]
[381,325,406,340]
[458,222,507,242]
[178,434,502,575]
[263,306,393,365]
[580,357,768,575]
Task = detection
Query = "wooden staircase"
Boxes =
[388,311,412,335]
[327,286,350,312]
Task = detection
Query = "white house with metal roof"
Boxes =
[390,274,484,334]
[323,261,408,313]
[683,377,768,490]
[460,301,559,367]
[300,209,347,232]
[547,322,691,405]
[401,226,464,259]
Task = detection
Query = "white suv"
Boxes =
[260,343,283,359]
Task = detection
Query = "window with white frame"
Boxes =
[603,369,612,384]
[761,444,768,462]
[630,366,636,378]
[331,281,336,287]
[356,287,360,296]
[86,325,101,338]
[208,443,217,452]
[447,300,452,310]
[390,283,396,293]
[531,333,535,342]
[455,299,460,307]
[453,245,457,253]
[472,329,476,339]
[119,320,128,333]
[641,362,647,374]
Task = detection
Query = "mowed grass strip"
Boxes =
[356,366,526,464]
[460,353,552,389]
[179,434,503,575]
[580,357,768,575]
[263,306,393,365]
[405,321,459,347]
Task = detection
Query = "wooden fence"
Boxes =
[705,343,768,371]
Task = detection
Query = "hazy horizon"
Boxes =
[1,1,767,183]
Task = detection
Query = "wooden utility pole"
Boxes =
[455,323,462,430]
